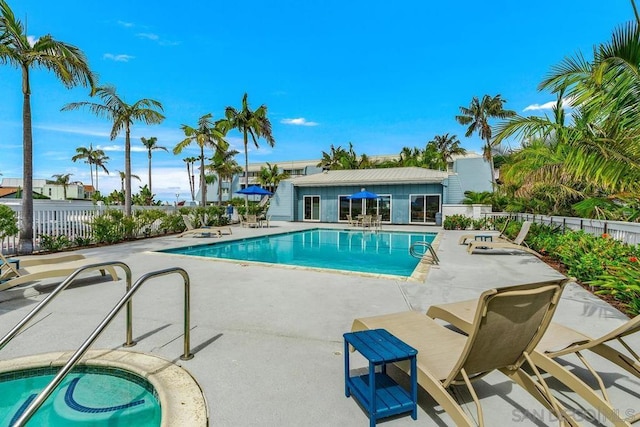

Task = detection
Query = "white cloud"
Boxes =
[35,124,111,138]
[523,97,575,112]
[117,20,134,28]
[103,53,135,62]
[137,32,159,41]
[27,36,38,47]
[281,118,319,126]
[99,145,147,153]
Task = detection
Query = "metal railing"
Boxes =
[409,241,439,264]
[0,261,132,352]
[6,266,193,426]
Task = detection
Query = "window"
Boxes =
[410,194,440,224]
[338,195,391,222]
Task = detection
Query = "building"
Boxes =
[0,178,90,201]
[197,152,492,225]
[267,155,492,225]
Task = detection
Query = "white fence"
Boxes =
[1,200,176,254]
[484,212,640,246]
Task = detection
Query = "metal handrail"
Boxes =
[409,241,439,264]
[11,267,193,427]
[0,261,132,352]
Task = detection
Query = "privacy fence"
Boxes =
[0,201,174,254]
[483,212,640,246]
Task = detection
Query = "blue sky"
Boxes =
[0,0,634,202]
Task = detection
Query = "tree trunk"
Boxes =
[244,129,249,212]
[148,150,152,199]
[125,125,132,216]
[19,65,34,254]
[200,148,206,206]
[485,138,497,190]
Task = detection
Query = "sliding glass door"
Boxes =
[303,195,320,221]
[410,194,440,224]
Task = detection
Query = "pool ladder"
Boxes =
[0,261,194,427]
[409,241,439,265]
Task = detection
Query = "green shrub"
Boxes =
[443,214,472,230]
[0,205,18,239]
[39,234,71,252]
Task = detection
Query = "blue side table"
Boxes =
[343,328,418,426]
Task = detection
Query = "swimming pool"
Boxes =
[161,228,437,277]
[0,366,160,426]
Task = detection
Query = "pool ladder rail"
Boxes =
[409,241,439,265]
[0,261,194,427]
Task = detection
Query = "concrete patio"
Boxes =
[0,222,638,426]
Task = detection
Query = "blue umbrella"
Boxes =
[347,189,379,200]
[235,185,273,196]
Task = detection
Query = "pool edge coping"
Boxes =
[0,349,208,427]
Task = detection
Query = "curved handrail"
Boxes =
[0,261,132,352]
[409,241,439,264]
[12,267,193,427]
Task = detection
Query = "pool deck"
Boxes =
[1,221,638,426]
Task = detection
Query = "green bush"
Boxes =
[443,214,472,230]
[0,205,19,239]
[39,234,71,252]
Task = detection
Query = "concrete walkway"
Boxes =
[0,223,638,426]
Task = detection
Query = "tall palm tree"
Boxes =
[72,144,97,188]
[51,173,72,199]
[174,114,227,207]
[62,86,164,216]
[117,170,141,193]
[207,147,241,204]
[91,148,109,194]
[456,95,515,188]
[140,136,167,198]
[223,93,275,210]
[427,133,467,170]
[183,157,197,201]
[0,0,95,253]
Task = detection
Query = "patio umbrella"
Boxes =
[347,189,379,200]
[235,185,273,196]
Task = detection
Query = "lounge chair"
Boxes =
[178,215,232,238]
[243,215,260,228]
[458,218,510,245]
[0,253,118,292]
[351,280,578,426]
[426,280,636,426]
[467,220,541,257]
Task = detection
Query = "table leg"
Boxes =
[344,339,350,397]
[369,363,376,427]
[411,356,417,420]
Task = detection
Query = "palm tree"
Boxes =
[72,144,97,188]
[117,170,141,193]
[427,133,467,170]
[62,86,164,216]
[140,136,167,198]
[174,114,227,207]
[0,1,95,253]
[256,163,290,193]
[51,173,72,199]
[183,157,197,201]
[207,147,241,204]
[91,149,109,194]
[223,93,275,210]
[456,95,515,188]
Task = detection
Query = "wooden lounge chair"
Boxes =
[0,253,118,292]
[458,218,510,245]
[426,279,636,426]
[178,215,232,238]
[467,220,541,257]
[351,279,578,426]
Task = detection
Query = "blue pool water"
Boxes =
[0,366,161,426]
[162,228,436,277]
